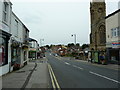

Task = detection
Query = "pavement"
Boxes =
[2,58,51,89]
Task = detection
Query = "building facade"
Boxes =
[29,38,39,60]
[0,0,12,76]
[90,0,106,51]
[10,12,30,70]
[21,25,29,66]
[0,0,30,76]
[10,12,23,70]
[105,9,120,64]
[89,0,106,63]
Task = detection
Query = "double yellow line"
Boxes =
[48,64,61,90]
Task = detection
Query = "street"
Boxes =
[46,52,120,88]
[2,53,120,89]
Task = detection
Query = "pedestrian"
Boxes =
[99,53,105,64]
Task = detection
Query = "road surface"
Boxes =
[46,52,119,88]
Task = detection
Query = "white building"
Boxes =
[21,24,29,66]
[0,0,30,75]
[0,0,12,76]
[105,9,120,64]
[10,12,29,70]
[29,38,39,60]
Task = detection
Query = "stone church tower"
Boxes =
[90,0,106,51]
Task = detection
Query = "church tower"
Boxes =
[90,0,106,51]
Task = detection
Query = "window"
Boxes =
[3,2,9,23]
[111,27,120,37]
[0,37,7,66]
[117,27,120,36]
[99,25,106,44]
[14,20,18,37]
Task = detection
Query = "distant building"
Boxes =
[0,0,12,76]
[105,9,120,64]
[29,38,39,60]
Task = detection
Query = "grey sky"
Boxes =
[10,0,119,46]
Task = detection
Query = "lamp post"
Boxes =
[71,34,76,45]
[40,39,44,47]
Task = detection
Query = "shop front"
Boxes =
[0,30,11,76]
[29,48,37,60]
[106,41,120,64]
[90,49,106,64]
[11,39,21,70]
[22,45,29,66]
[106,48,120,64]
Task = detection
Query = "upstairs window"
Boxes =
[3,2,9,23]
[14,20,18,37]
[111,27,120,37]
[117,27,120,36]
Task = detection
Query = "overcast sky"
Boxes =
[10,0,119,46]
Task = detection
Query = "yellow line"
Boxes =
[49,64,61,89]
[48,64,56,89]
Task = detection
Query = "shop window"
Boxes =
[0,37,8,66]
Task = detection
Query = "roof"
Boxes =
[105,9,120,19]
[12,12,30,32]
[29,38,37,42]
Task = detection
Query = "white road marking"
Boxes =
[89,71,120,84]
[65,62,71,65]
[72,65,83,70]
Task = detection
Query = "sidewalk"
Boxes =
[26,63,50,88]
[2,58,50,89]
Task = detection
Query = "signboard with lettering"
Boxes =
[29,48,36,51]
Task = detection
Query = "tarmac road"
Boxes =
[46,52,120,88]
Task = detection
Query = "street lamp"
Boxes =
[71,34,76,45]
[40,39,44,47]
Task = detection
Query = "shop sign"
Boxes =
[29,48,36,51]
[0,22,9,33]
[112,42,120,48]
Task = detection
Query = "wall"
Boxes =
[0,0,12,76]
[106,11,119,48]
[11,12,23,42]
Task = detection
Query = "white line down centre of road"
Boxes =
[89,71,120,84]
[72,65,83,70]
[64,62,71,65]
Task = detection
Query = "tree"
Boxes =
[76,43,80,47]
[81,44,89,50]
[45,45,50,49]
[67,43,75,47]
